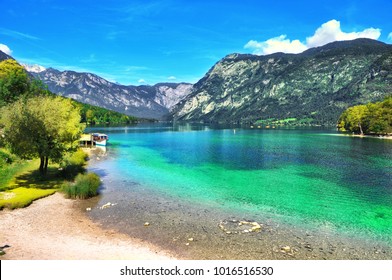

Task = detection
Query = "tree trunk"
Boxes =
[358,122,364,135]
[39,156,45,175]
[44,156,49,175]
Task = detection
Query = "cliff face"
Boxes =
[171,39,392,124]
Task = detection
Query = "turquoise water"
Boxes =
[86,124,392,243]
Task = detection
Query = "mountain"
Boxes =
[0,50,13,62]
[171,39,392,124]
[30,68,192,119]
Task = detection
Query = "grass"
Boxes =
[0,187,56,210]
[0,148,92,209]
[61,172,101,199]
[254,117,316,126]
[0,157,38,191]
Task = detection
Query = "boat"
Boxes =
[92,133,109,146]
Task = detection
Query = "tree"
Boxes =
[0,59,31,107]
[364,98,392,134]
[85,109,94,124]
[337,105,368,134]
[0,96,84,175]
[0,59,50,107]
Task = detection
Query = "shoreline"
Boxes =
[336,133,392,140]
[1,190,391,260]
[84,187,392,260]
[0,192,176,260]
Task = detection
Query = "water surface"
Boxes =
[84,124,392,259]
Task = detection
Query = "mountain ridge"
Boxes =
[171,38,392,124]
[29,67,193,119]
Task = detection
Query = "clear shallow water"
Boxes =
[86,124,392,244]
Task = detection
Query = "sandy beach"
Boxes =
[0,192,176,260]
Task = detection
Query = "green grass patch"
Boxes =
[61,172,101,199]
[0,158,38,191]
[7,161,64,190]
[255,118,298,125]
[0,187,56,209]
[278,118,297,123]
[255,118,276,124]
[298,117,314,124]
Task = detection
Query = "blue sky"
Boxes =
[1,0,392,85]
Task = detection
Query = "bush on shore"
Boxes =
[60,149,89,179]
[61,172,101,199]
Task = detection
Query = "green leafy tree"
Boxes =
[0,59,31,107]
[85,109,94,124]
[0,59,50,107]
[0,96,84,175]
[337,105,368,134]
[365,97,392,134]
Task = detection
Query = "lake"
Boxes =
[83,124,392,259]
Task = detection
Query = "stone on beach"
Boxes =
[281,246,291,253]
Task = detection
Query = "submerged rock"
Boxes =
[219,219,263,234]
[100,202,117,209]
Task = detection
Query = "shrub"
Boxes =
[60,149,88,179]
[62,172,101,199]
[0,148,17,168]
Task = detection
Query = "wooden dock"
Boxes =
[79,134,95,148]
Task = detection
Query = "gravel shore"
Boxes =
[0,192,175,260]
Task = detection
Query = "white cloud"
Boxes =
[138,79,147,84]
[0,43,12,55]
[167,76,176,80]
[245,19,382,55]
[245,35,307,55]
[306,20,381,48]
[388,32,392,42]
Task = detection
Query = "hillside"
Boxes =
[171,39,392,125]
